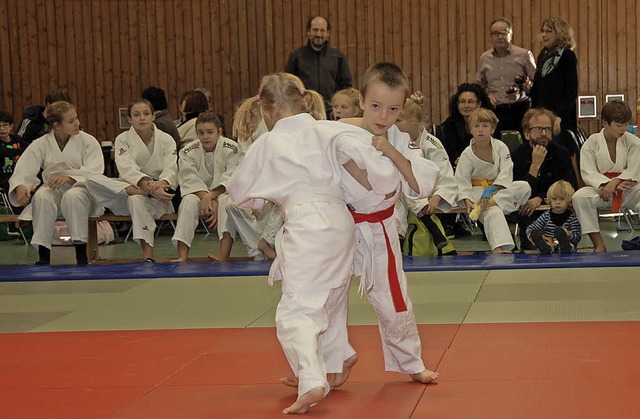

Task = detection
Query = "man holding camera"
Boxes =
[477,17,536,138]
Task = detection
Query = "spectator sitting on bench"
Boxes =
[572,100,640,252]
[86,99,177,262]
[512,108,577,249]
[8,101,103,265]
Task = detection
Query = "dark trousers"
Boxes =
[495,99,531,139]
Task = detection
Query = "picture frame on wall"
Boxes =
[578,95,597,118]
[118,108,130,129]
[605,94,625,103]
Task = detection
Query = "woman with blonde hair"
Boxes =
[9,101,104,265]
[530,17,578,159]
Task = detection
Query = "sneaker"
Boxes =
[530,230,553,255]
[622,236,640,251]
[554,228,573,254]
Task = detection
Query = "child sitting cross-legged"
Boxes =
[526,180,581,254]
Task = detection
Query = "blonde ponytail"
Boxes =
[233,97,262,143]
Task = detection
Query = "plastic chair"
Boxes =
[499,130,522,153]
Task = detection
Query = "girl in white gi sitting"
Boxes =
[228,73,398,414]
[395,91,458,252]
[572,100,640,252]
[455,108,531,253]
[9,101,104,265]
[86,99,177,262]
[526,180,581,254]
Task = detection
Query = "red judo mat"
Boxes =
[2,322,640,418]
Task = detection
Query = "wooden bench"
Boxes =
[87,213,178,263]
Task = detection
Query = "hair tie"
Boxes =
[299,88,306,96]
[255,94,261,101]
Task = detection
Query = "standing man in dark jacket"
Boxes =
[512,108,577,249]
[285,16,352,117]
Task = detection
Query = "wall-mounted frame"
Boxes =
[118,108,130,129]
[605,94,625,103]
[578,95,597,118]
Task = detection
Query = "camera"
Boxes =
[164,187,176,194]
[505,75,526,94]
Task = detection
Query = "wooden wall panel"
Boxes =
[0,0,638,142]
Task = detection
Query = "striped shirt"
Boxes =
[526,209,581,246]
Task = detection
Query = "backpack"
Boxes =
[51,220,115,246]
[402,211,455,256]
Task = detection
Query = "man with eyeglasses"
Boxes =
[477,17,536,139]
[512,108,577,249]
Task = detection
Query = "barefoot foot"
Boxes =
[280,375,299,388]
[410,369,439,383]
[170,257,187,262]
[330,353,358,389]
[207,253,229,262]
[283,386,324,414]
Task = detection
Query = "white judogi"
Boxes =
[170,137,251,253]
[456,138,531,251]
[396,129,458,236]
[177,118,197,147]
[85,125,177,246]
[228,114,397,399]
[343,124,440,375]
[573,130,640,233]
[232,120,284,251]
[8,132,104,249]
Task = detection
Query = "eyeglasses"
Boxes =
[491,31,511,38]
[458,99,478,105]
[0,123,12,129]
[529,126,552,134]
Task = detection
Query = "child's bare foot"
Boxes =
[330,353,358,388]
[593,246,607,253]
[492,248,511,254]
[208,253,230,262]
[283,386,324,414]
[410,369,439,383]
[280,375,298,387]
[258,239,277,260]
[170,257,188,262]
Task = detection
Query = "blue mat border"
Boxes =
[1,251,639,282]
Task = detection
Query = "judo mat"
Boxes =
[2,250,640,282]
[2,321,640,418]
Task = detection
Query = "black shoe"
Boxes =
[420,215,448,250]
[453,222,471,238]
[554,228,573,254]
[35,245,51,265]
[144,257,156,263]
[530,230,553,255]
[75,243,88,265]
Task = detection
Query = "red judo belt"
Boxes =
[349,205,407,312]
[604,171,623,212]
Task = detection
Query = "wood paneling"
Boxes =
[0,0,637,141]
